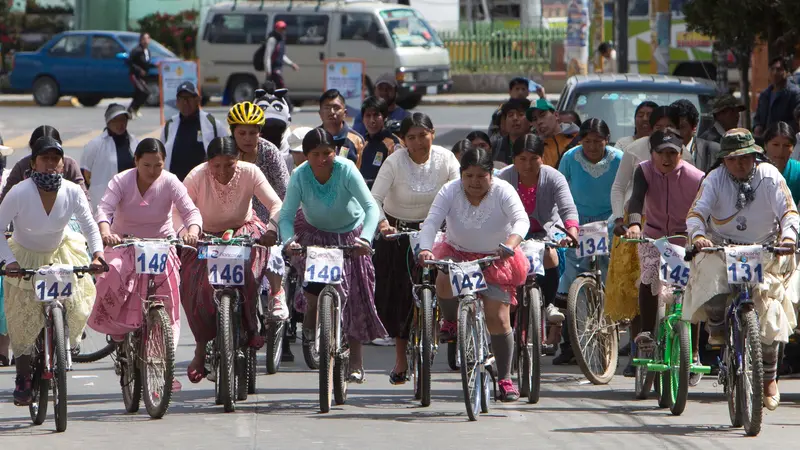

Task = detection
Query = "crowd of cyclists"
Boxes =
[1,71,800,425]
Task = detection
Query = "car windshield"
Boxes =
[379,9,443,48]
[568,90,714,143]
[118,35,177,58]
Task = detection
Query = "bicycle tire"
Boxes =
[303,326,320,370]
[725,343,742,427]
[670,321,691,416]
[236,348,249,402]
[333,349,349,405]
[654,326,672,409]
[318,286,336,413]
[527,287,542,404]
[408,309,421,401]
[265,320,285,374]
[567,276,618,385]
[740,309,763,437]
[72,333,115,363]
[120,333,142,413]
[29,341,49,425]
[52,310,68,432]
[447,342,459,371]
[458,299,481,421]
[514,298,528,398]
[141,308,175,419]
[219,293,236,413]
[248,347,257,394]
[420,287,434,407]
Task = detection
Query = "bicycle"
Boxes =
[384,228,439,407]
[684,243,787,436]
[111,237,184,419]
[3,261,107,432]
[424,255,499,421]
[622,236,711,416]
[289,243,362,413]
[565,220,620,385]
[195,232,266,413]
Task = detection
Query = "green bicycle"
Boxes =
[623,236,711,416]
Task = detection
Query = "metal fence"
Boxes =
[439,27,567,74]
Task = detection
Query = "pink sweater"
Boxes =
[97,169,202,238]
[180,161,282,233]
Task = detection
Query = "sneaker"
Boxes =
[349,368,366,384]
[270,290,289,321]
[689,357,703,387]
[371,337,395,346]
[172,379,182,393]
[13,375,32,406]
[542,343,557,356]
[498,378,519,402]
[439,320,457,343]
[546,304,565,324]
[634,332,655,353]
[553,349,575,365]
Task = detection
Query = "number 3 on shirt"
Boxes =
[449,262,488,296]
[134,242,170,275]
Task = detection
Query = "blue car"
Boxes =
[8,30,176,107]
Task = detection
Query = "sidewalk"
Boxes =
[0,93,560,108]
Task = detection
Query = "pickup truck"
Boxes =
[8,30,175,107]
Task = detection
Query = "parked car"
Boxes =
[8,30,177,107]
[197,1,453,109]
[556,74,719,144]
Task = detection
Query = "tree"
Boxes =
[683,0,774,128]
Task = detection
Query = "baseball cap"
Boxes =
[525,98,555,121]
[375,73,398,89]
[104,103,131,123]
[649,128,683,153]
[719,128,763,159]
[288,127,313,153]
[275,20,287,29]
[177,81,199,97]
[31,136,64,159]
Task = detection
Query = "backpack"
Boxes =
[164,114,219,145]
[253,42,266,71]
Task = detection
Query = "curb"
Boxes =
[0,97,82,107]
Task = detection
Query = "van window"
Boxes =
[379,9,442,48]
[340,13,388,48]
[204,13,269,44]
[274,14,329,45]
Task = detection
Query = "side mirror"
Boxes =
[116,52,129,60]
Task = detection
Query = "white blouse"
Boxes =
[0,179,103,264]
[687,163,800,244]
[419,178,530,253]
[371,145,460,222]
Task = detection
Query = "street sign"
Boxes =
[158,59,200,125]
[322,59,366,112]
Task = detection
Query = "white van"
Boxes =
[197,0,453,109]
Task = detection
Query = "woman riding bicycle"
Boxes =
[227,101,290,319]
[417,146,530,402]
[685,128,800,411]
[371,113,460,385]
[179,136,282,384]
[0,136,105,405]
[279,128,386,383]
[554,118,622,365]
[621,129,703,378]
[87,138,202,391]
[497,134,579,352]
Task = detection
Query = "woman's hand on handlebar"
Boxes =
[560,226,579,247]
[624,224,642,240]
[259,230,278,247]
[4,261,22,278]
[353,238,373,256]
[775,239,797,255]
[182,232,199,247]
[378,221,398,239]
[90,253,108,274]
[693,237,714,250]
[102,233,122,247]
[417,250,434,266]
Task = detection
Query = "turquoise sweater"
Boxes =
[279,157,379,243]
[558,145,623,221]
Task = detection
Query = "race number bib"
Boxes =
[576,221,609,258]
[449,262,488,296]
[725,245,764,285]
[521,240,546,277]
[134,242,170,275]
[652,240,690,287]
[207,260,246,286]
[34,264,74,301]
[305,247,344,285]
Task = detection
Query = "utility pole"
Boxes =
[650,0,670,74]
[520,0,542,28]
[565,0,589,76]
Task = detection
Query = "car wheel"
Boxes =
[145,80,160,107]
[76,95,103,107]
[229,76,258,104]
[32,76,60,106]
[397,93,423,110]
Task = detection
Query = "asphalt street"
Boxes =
[2,105,800,448]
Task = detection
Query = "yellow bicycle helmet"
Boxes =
[227,101,266,127]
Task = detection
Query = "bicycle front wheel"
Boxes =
[120,333,141,413]
[318,286,336,413]
[739,309,763,437]
[567,276,618,385]
[669,321,691,416]
[29,339,49,425]
[420,287,434,407]
[458,299,482,421]
[141,307,175,419]
[52,310,68,432]
[218,293,236,413]
[265,320,285,374]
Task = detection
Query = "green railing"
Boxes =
[439,27,566,74]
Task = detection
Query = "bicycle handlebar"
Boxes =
[683,242,796,262]
[423,256,500,273]
[0,258,109,279]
